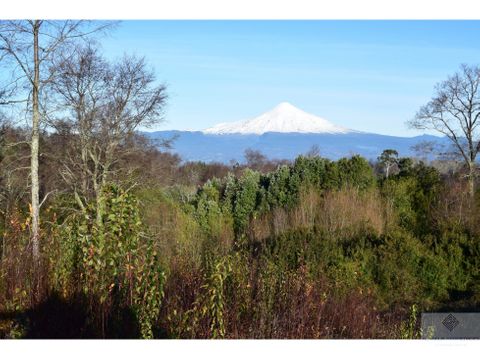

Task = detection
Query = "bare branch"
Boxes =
[408,64,480,195]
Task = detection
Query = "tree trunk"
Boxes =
[31,20,41,301]
[468,162,475,198]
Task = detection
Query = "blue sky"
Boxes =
[100,20,480,136]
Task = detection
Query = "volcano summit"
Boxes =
[203,102,352,135]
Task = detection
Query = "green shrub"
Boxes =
[57,185,166,338]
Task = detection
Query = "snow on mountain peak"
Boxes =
[203,102,352,135]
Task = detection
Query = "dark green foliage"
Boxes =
[374,228,447,305]
[336,155,376,190]
[378,149,399,178]
[264,164,297,208]
[398,157,414,175]
[232,169,261,235]
[381,162,441,235]
[194,179,224,234]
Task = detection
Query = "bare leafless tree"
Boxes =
[51,44,168,230]
[305,144,321,158]
[0,20,113,300]
[244,148,267,171]
[408,64,480,196]
[411,140,437,162]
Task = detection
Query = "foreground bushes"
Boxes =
[0,154,479,338]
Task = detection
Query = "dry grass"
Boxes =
[433,179,480,234]
[249,187,391,242]
[317,188,387,238]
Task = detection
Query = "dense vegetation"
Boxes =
[1,133,479,338]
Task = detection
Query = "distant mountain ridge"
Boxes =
[145,103,449,163]
[145,130,447,163]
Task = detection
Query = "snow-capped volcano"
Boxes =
[203,102,352,135]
